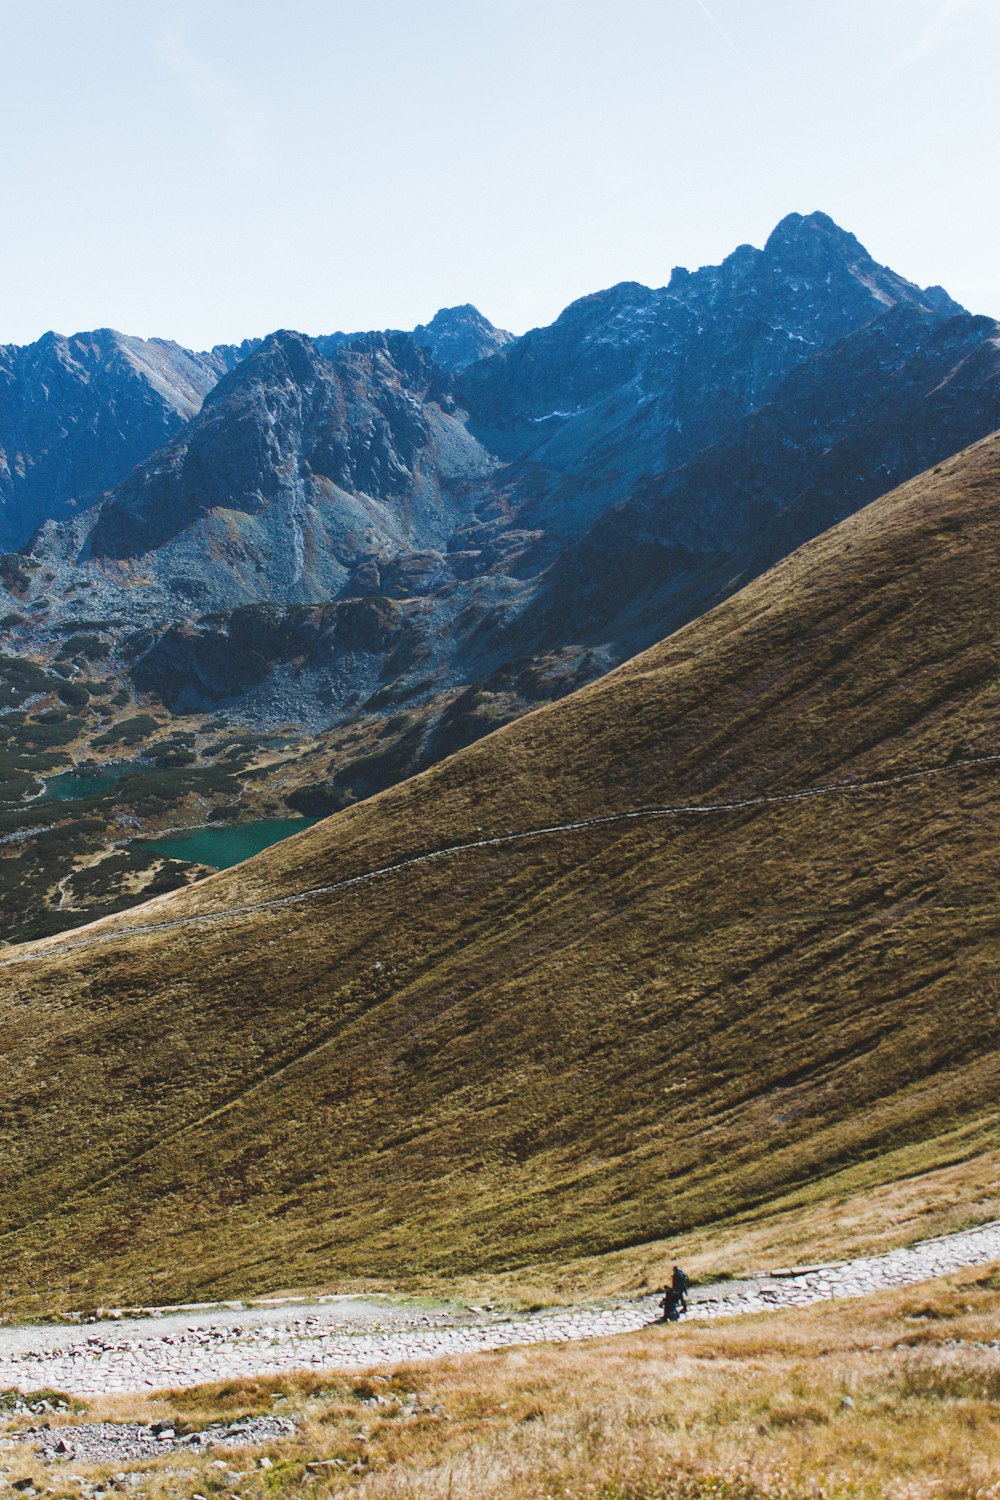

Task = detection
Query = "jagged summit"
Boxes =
[313,305,513,374]
[0,328,234,546]
[763,210,965,318]
[1,210,966,553]
[453,209,977,482]
[669,211,870,290]
[203,327,330,397]
[83,319,491,597]
[11,212,999,684]
[764,208,866,256]
[411,304,514,371]
[662,212,966,325]
[5,209,1000,744]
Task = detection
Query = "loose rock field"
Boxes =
[2,1415,295,1467]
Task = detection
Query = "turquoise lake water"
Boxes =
[42,762,155,800]
[142,817,320,870]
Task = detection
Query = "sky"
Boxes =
[1,0,998,348]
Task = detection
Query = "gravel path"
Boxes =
[1,1221,997,1397]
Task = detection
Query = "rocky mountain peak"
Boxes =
[761,210,965,319]
[763,209,867,262]
[82,317,490,570]
[210,327,328,394]
[8,212,995,682]
[338,328,442,390]
[0,328,230,547]
[412,304,514,371]
[456,211,969,460]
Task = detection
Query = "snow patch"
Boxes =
[529,406,585,424]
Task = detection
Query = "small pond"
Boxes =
[141,817,320,871]
[41,761,156,800]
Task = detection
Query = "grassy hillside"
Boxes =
[2,433,1000,1315]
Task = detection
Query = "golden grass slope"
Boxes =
[2,433,1000,1314]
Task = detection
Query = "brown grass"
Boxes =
[4,1268,1000,1499]
[1,435,1000,1314]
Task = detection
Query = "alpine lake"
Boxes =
[141,816,319,871]
[40,764,318,871]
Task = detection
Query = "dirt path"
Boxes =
[4,749,1000,970]
[1,1220,997,1396]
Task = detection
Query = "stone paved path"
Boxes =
[1,1221,997,1396]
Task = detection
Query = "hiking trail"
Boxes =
[0,1219,997,1396]
[3,749,999,970]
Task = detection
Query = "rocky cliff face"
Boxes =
[455,211,967,536]
[411,305,516,371]
[28,329,497,641]
[514,305,1000,656]
[0,329,240,547]
[0,310,510,553]
[311,305,513,372]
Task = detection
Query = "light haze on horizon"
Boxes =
[2,0,998,348]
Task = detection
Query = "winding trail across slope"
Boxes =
[0,1220,997,1396]
[4,749,1000,971]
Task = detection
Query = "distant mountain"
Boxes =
[5,213,1000,744]
[312,305,513,370]
[514,302,1000,657]
[455,211,966,536]
[6,427,1000,1311]
[88,329,495,572]
[0,330,240,546]
[0,308,511,550]
[411,304,515,370]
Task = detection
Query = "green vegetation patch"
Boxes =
[0,553,34,595]
[0,652,61,706]
[92,714,160,748]
[11,715,86,748]
[56,632,112,663]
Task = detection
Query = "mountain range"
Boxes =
[3,215,999,754]
[2,210,1000,876]
[0,305,511,548]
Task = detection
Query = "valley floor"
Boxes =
[2,1219,998,1398]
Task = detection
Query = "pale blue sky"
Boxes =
[2,0,997,348]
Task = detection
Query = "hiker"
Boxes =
[658,1285,682,1321]
[671,1264,690,1313]
[658,1265,690,1323]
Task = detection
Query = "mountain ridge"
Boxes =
[0,307,512,550]
[3,212,1000,945]
[0,329,236,546]
[12,215,994,648]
